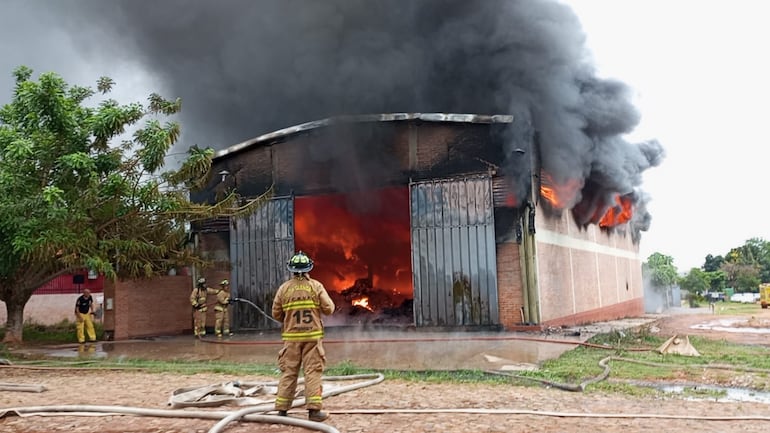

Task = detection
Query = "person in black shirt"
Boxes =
[75,289,96,344]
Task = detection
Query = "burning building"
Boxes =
[192,112,652,331]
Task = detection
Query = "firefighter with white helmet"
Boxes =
[190,277,210,337]
[271,251,335,422]
[212,279,233,337]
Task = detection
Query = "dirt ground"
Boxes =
[3,307,770,433]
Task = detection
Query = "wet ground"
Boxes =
[14,306,770,371]
[13,315,662,370]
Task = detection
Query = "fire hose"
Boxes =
[2,373,384,433]
[230,297,281,325]
[486,355,770,392]
[6,362,770,431]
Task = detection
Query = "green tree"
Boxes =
[0,67,263,343]
[721,239,768,292]
[706,270,727,292]
[703,254,724,272]
[643,252,678,289]
[679,267,710,294]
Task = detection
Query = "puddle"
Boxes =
[691,318,770,334]
[656,383,770,404]
[24,343,108,360]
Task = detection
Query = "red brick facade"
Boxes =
[533,202,644,327]
[102,276,192,340]
[496,242,524,329]
[5,117,647,337]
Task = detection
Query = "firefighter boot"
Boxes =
[308,409,329,422]
[277,410,287,417]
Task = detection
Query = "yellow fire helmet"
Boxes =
[220,279,229,286]
[287,251,314,273]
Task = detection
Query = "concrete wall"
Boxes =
[534,203,644,326]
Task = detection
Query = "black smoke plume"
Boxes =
[31,0,664,236]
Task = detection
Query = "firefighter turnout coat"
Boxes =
[272,274,335,341]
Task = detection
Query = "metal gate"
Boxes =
[410,176,499,327]
[230,196,294,330]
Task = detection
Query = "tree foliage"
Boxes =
[643,252,678,289]
[678,267,710,294]
[0,67,266,343]
[719,238,769,291]
[681,238,770,294]
[702,254,724,273]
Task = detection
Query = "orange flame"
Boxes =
[540,171,582,209]
[294,187,413,297]
[599,195,633,227]
[351,296,374,311]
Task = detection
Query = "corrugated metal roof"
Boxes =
[214,113,514,160]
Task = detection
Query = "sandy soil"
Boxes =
[3,307,770,433]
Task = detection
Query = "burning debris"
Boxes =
[295,188,413,325]
[328,273,413,325]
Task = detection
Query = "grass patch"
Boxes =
[515,329,770,393]
[0,319,105,344]
[3,320,770,395]
[710,302,764,315]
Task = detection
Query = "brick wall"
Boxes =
[533,202,644,326]
[542,298,644,328]
[1,273,233,340]
[103,276,196,340]
[496,241,523,328]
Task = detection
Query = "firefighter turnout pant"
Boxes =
[274,340,326,411]
[214,305,230,337]
[76,312,96,343]
[193,307,207,337]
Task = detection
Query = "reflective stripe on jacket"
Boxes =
[272,275,334,342]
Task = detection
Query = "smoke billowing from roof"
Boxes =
[40,0,662,236]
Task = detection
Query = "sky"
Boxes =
[0,1,767,272]
[565,0,770,270]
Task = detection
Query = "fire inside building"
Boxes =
[191,113,644,332]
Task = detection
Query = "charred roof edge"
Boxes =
[214,113,514,160]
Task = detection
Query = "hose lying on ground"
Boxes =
[0,382,47,392]
[486,355,770,392]
[0,405,341,433]
[485,355,612,392]
[2,373,385,433]
[205,374,385,433]
[6,365,770,432]
[168,373,384,409]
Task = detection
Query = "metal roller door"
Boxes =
[230,196,293,330]
[410,176,499,327]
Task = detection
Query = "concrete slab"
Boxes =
[12,315,664,370]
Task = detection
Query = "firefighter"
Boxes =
[74,289,97,344]
[190,277,210,337]
[211,279,233,337]
[271,251,335,422]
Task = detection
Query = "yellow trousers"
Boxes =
[214,307,230,336]
[76,312,96,343]
[274,340,326,411]
[193,308,207,336]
